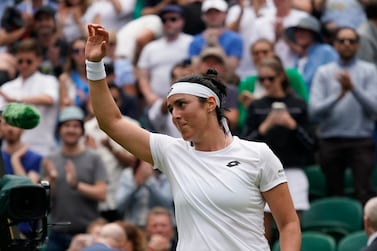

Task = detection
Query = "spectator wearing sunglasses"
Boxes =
[136,4,192,109]
[0,38,59,156]
[242,56,316,244]
[237,38,309,134]
[309,26,377,205]
[59,37,89,112]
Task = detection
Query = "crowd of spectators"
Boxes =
[1,0,377,250]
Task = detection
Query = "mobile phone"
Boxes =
[271,102,286,111]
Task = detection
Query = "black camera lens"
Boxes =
[9,186,47,220]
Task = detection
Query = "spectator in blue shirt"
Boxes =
[284,15,338,90]
[309,26,377,204]
[0,116,42,184]
[188,0,243,74]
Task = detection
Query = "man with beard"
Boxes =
[42,106,108,251]
[309,27,377,205]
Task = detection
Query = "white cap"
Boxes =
[202,0,228,13]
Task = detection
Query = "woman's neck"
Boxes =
[269,90,286,98]
[193,128,232,152]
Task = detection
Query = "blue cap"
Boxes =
[58,106,84,123]
[159,4,183,18]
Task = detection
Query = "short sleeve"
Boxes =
[258,144,287,192]
[150,133,178,173]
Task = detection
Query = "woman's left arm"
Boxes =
[262,183,301,251]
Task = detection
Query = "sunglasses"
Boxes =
[17,58,33,65]
[258,75,276,83]
[252,49,270,56]
[336,38,358,45]
[72,48,85,54]
[162,16,180,23]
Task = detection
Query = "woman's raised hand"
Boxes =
[85,24,109,62]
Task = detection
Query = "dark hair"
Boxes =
[1,6,24,32]
[364,0,377,19]
[108,82,122,93]
[258,57,291,92]
[170,58,192,80]
[63,36,87,73]
[174,69,228,132]
[56,120,85,137]
[334,26,359,42]
[108,82,124,102]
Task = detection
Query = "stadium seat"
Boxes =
[337,230,367,251]
[344,165,377,195]
[344,168,354,196]
[304,165,327,201]
[300,197,363,241]
[272,231,336,251]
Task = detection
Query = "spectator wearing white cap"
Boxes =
[188,0,243,74]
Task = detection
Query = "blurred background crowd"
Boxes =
[0,0,377,250]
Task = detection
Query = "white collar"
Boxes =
[367,231,377,246]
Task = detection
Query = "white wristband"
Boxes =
[86,59,106,81]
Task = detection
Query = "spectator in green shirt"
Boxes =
[237,38,309,133]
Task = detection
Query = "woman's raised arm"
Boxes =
[85,24,153,163]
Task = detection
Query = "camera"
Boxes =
[0,175,50,251]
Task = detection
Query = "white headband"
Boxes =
[167,81,232,136]
[167,82,220,107]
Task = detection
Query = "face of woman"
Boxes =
[257,66,283,96]
[167,94,213,141]
[71,39,86,65]
[251,42,274,66]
